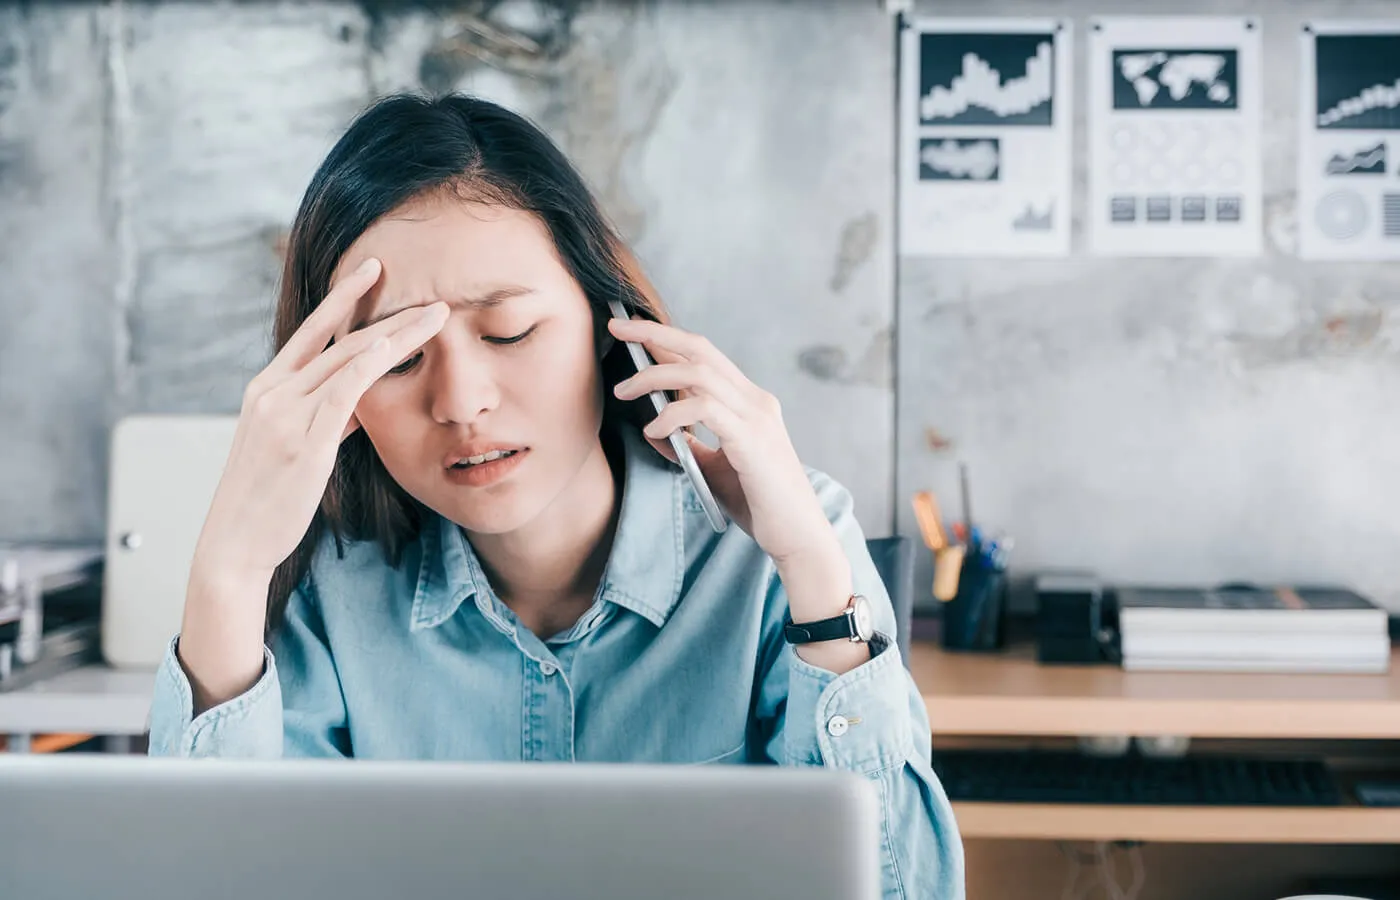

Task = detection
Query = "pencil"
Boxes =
[911,491,948,550]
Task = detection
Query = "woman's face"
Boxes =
[330,194,605,536]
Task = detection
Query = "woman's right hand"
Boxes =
[177,258,447,708]
[192,258,448,585]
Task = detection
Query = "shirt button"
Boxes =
[826,715,849,737]
[539,661,558,676]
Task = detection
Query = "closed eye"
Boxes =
[382,325,537,377]
[386,354,421,376]
[484,325,537,346]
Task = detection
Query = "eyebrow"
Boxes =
[350,286,536,332]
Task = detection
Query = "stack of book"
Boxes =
[1116,585,1391,674]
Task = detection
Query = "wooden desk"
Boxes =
[906,640,1400,845]
[909,640,1400,740]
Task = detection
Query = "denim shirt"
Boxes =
[148,424,965,899]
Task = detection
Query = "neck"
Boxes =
[467,431,622,614]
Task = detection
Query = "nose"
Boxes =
[427,333,501,426]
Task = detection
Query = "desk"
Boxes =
[0,665,154,752]
[910,640,1400,740]
[906,640,1400,847]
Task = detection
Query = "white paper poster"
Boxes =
[1087,16,1262,257]
[1298,22,1400,260]
[898,18,1072,257]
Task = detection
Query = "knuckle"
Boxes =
[240,380,263,411]
[269,422,303,461]
[322,391,353,417]
[245,388,278,420]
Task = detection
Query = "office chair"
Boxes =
[865,536,914,668]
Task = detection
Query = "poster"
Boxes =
[899,18,1072,257]
[1297,22,1400,260]
[1087,16,1262,257]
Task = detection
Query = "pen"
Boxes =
[958,462,975,551]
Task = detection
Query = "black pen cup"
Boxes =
[940,549,1008,652]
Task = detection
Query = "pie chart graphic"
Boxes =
[1315,190,1368,241]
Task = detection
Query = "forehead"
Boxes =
[337,195,554,281]
[331,195,564,329]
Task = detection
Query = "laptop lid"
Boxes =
[0,755,882,900]
[102,415,238,668]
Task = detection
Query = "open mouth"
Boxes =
[449,449,521,469]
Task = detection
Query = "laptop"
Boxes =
[102,415,238,668]
[0,755,882,900]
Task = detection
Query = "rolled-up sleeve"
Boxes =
[777,640,964,900]
[759,471,965,900]
[147,637,283,757]
[146,578,350,758]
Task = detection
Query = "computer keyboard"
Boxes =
[930,748,1342,806]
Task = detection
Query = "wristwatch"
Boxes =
[783,594,875,645]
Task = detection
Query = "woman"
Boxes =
[148,93,963,899]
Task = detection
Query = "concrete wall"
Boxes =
[0,0,896,544]
[4,0,1399,612]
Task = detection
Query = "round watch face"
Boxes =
[851,595,875,641]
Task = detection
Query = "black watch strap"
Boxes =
[783,612,854,644]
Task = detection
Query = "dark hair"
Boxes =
[265,92,668,632]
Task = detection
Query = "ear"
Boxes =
[593,303,617,359]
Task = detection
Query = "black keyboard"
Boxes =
[931,748,1342,806]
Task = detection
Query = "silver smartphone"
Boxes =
[608,300,728,533]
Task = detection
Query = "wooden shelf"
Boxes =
[952,801,1400,844]
[909,641,1400,739]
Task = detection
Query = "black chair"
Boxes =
[865,536,915,668]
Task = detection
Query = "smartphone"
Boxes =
[608,300,728,533]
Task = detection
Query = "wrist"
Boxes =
[772,530,846,580]
[188,553,274,600]
[774,536,853,625]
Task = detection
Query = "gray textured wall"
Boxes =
[5,0,1400,612]
[0,0,896,544]
[899,0,1400,612]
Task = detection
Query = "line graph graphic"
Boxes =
[919,32,1055,127]
[1325,141,1388,175]
[1011,202,1053,230]
[1315,34,1400,130]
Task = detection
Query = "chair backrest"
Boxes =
[865,536,914,668]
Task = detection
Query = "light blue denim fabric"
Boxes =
[148,423,965,899]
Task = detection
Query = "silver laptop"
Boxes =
[0,755,882,900]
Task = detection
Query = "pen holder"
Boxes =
[940,548,1008,653]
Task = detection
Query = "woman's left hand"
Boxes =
[608,316,836,565]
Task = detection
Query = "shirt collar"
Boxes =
[409,423,685,631]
